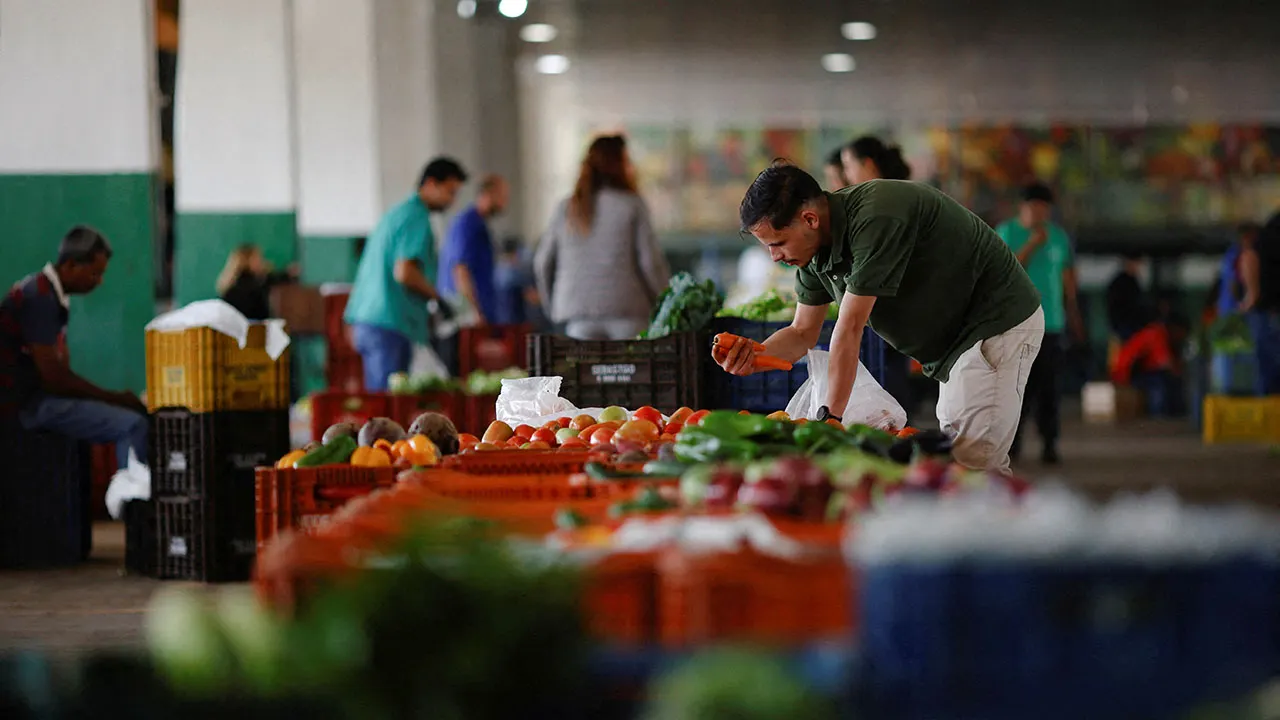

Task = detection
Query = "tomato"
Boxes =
[559,438,589,451]
[686,410,711,427]
[633,406,664,427]
[668,407,694,425]
[505,437,525,448]
[663,421,684,436]
[616,419,660,444]
[592,427,616,445]
[514,424,536,440]
[556,416,573,429]
[531,428,559,447]
[659,433,676,443]
[523,440,551,450]
[457,433,480,450]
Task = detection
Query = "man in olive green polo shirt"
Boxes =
[718,163,1044,474]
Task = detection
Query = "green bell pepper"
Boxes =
[674,427,759,464]
[697,411,789,441]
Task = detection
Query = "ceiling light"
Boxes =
[456,0,476,19]
[535,54,570,74]
[821,53,856,73]
[841,22,877,41]
[520,23,558,43]
[498,0,528,18]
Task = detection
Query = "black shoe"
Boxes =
[1041,446,1061,465]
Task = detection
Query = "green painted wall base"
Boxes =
[174,211,297,306]
[300,235,359,285]
[0,173,156,393]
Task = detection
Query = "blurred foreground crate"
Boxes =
[0,418,89,569]
[145,323,291,413]
[123,499,156,577]
[527,332,705,413]
[1202,394,1280,443]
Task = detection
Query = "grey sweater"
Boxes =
[534,189,671,323]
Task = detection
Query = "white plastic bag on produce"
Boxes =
[495,376,581,427]
[408,343,450,379]
[104,447,151,520]
[785,349,905,430]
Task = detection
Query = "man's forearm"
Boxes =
[824,326,863,418]
[453,265,485,322]
[1016,244,1040,266]
[44,369,121,405]
[763,326,819,364]
[397,266,439,301]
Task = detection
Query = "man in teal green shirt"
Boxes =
[721,163,1043,475]
[345,157,467,390]
[995,182,1084,465]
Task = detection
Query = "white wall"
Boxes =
[0,0,155,172]
[175,0,294,211]
[292,0,380,235]
[372,0,436,215]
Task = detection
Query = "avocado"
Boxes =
[407,412,460,455]
[357,417,407,448]
[321,422,359,445]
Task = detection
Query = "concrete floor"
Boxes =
[1,413,1277,658]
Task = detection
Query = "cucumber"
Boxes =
[294,435,357,468]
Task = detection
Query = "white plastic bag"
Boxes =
[785,348,906,430]
[104,447,151,520]
[409,343,450,379]
[145,299,291,360]
[495,376,580,426]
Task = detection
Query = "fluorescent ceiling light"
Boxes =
[821,53,856,73]
[520,23,558,42]
[456,0,476,19]
[841,22,877,41]
[498,0,528,18]
[535,54,570,74]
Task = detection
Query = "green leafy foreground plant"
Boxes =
[643,647,836,720]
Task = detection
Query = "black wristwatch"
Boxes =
[816,405,842,423]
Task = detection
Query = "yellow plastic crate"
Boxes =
[145,324,290,413]
[1202,395,1280,444]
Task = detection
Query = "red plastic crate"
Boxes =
[583,551,660,645]
[442,450,591,475]
[325,349,364,393]
[655,544,853,647]
[309,391,390,443]
[458,324,530,377]
[323,292,352,353]
[254,465,397,549]
[413,469,596,502]
[387,392,464,430]
[461,394,499,436]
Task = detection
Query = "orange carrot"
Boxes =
[752,355,793,372]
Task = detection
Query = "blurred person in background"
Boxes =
[439,175,509,327]
[0,227,148,470]
[997,182,1085,465]
[1239,210,1280,394]
[839,136,916,418]
[535,135,670,341]
[344,157,467,390]
[215,243,297,321]
[494,238,543,328]
[823,148,847,190]
[1106,253,1149,341]
[724,164,1043,475]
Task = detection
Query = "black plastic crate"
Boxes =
[123,499,156,577]
[704,320,888,414]
[153,490,257,582]
[149,408,290,497]
[0,417,90,569]
[527,332,706,413]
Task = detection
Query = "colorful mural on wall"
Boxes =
[585,122,1280,233]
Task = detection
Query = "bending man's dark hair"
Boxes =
[847,136,911,180]
[825,148,843,168]
[739,161,824,231]
[57,225,113,265]
[418,156,469,187]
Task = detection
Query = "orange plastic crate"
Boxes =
[255,465,397,549]
[655,544,854,647]
[583,551,660,645]
[443,450,591,475]
[146,324,291,413]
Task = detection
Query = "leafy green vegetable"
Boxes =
[644,648,836,720]
[717,289,792,322]
[644,272,725,338]
[463,368,528,396]
[1209,313,1254,355]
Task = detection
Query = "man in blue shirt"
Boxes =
[0,227,148,469]
[439,175,509,326]
[996,182,1085,465]
[344,157,468,390]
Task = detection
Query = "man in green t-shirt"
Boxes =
[995,182,1085,465]
[718,163,1043,474]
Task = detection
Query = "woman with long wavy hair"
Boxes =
[534,134,670,340]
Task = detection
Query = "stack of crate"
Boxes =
[322,286,362,392]
[142,322,292,581]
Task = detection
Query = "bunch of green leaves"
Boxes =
[716,289,793,322]
[463,368,528,396]
[1209,313,1254,355]
[281,518,588,720]
[644,272,725,338]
